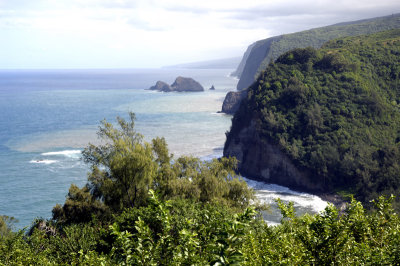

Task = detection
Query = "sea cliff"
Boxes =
[221,13,400,115]
[235,13,400,91]
[224,30,400,206]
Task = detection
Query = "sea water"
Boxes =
[0,68,327,229]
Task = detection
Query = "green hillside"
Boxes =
[236,13,400,90]
[226,29,400,207]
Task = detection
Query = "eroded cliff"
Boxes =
[224,30,400,201]
[224,118,323,191]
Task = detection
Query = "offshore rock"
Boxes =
[171,76,204,92]
[148,81,172,92]
[148,77,204,92]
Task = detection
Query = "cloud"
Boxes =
[223,1,398,22]
[0,0,399,68]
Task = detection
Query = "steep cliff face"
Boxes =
[235,13,400,91]
[236,37,280,90]
[224,30,400,202]
[221,90,247,115]
[230,43,255,78]
[224,119,323,191]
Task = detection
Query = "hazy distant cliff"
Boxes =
[230,43,255,78]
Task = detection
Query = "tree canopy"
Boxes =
[53,112,254,224]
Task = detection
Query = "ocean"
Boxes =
[0,68,327,229]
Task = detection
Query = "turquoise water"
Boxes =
[0,69,235,228]
[0,68,327,229]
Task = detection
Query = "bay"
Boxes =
[0,68,327,229]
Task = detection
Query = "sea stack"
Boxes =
[148,76,204,92]
[148,81,172,92]
[170,76,204,92]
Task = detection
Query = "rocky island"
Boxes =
[148,76,204,92]
[148,81,172,92]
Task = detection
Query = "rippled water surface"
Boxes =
[0,68,327,228]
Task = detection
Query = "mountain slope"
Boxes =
[164,57,241,69]
[236,13,400,91]
[224,29,400,208]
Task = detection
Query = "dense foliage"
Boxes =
[1,192,400,264]
[251,14,400,83]
[52,113,254,225]
[1,113,400,264]
[236,14,400,91]
[228,29,400,208]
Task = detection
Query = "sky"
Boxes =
[0,0,399,69]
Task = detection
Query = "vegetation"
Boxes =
[256,14,400,79]
[236,13,400,90]
[0,111,400,264]
[228,29,400,208]
[3,28,400,262]
[1,191,400,264]
[52,112,254,225]
[0,216,17,238]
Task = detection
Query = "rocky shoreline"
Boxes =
[317,192,348,211]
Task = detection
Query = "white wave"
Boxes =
[242,177,297,194]
[242,177,328,214]
[265,221,280,227]
[41,150,81,158]
[29,159,58,165]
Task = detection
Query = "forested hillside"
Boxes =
[236,13,400,90]
[225,29,400,209]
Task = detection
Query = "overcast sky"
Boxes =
[0,0,399,69]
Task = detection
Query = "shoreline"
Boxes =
[240,174,349,211]
[315,192,348,211]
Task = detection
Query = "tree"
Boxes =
[53,113,254,224]
[0,215,17,238]
[82,112,157,211]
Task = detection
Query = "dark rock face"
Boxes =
[221,90,247,114]
[224,120,324,192]
[171,76,204,92]
[209,85,215,90]
[148,77,204,92]
[236,37,280,91]
[148,81,172,92]
[231,43,255,79]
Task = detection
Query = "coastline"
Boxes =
[316,192,348,211]
[239,174,348,212]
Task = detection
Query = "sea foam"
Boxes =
[29,159,58,165]
[242,177,328,214]
[41,150,81,158]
